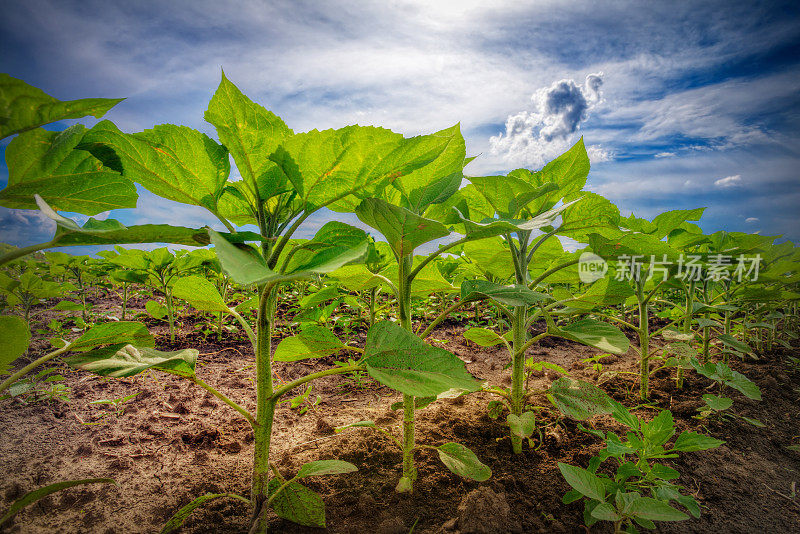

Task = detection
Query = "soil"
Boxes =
[1,293,799,534]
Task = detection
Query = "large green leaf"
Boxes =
[436,442,491,481]
[672,431,725,452]
[356,198,450,258]
[550,319,630,354]
[0,316,30,374]
[76,121,229,213]
[0,73,123,140]
[271,125,431,208]
[467,175,557,219]
[69,321,153,351]
[172,275,229,313]
[566,278,634,310]
[0,126,137,214]
[627,497,689,521]
[384,124,466,212]
[204,71,293,196]
[295,460,358,480]
[548,377,614,420]
[273,326,346,362]
[558,462,605,501]
[507,411,536,439]
[463,327,507,347]
[363,321,481,397]
[210,227,366,286]
[0,478,115,528]
[65,345,198,378]
[558,191,621,242]
[461,279,551,307]
[283,221,368,275]
[267,479,325,528]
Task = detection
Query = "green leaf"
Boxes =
[65,345,198,378]
[463,327,506,347]
[702,394,733,411]
[548,377,614,420]
[173,276,229,313]
[77,121,229,213]
[295,460,358,480]
[160,493,246,534]
[0,480,115,527]
[507,411,536,439]
[717,334,753,355]
[204,71,292,195]
[672,431,725,452]
[0,316,30,374]
[628,497,689,521]
[391,124,466,212]
[558,462,606,501]
[591,502,621,521]
[335,420,377,432]
[0,73,123,140]
[69,321,153,351]
[741,416,765,427]
[146,300,168,320]
[273,326,346,362]
[28,195,249,250]
[284,222,369,275]
[355,198,450,258]
[210,228,365,286]
[460,279,551,307]
[550,319,630,354]
[650,463,681,481]
[608,399,639,430]
[363,321,481,397]
[642,411,676,447]
[267,479,325,528]
[436,442,491,481]
[0,126,137,214]
[52,300,84,311]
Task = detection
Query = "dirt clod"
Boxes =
[456,486,520,534]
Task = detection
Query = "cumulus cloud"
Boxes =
[0,208,56,247]
[489,73,605,168]
[714,174,742,188]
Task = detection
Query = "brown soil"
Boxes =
[1,296,799,534]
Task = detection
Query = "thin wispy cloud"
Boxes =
[714,175,743,188]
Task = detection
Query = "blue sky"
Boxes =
[1,0,799,253]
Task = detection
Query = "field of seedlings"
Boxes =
[1,73,799,534]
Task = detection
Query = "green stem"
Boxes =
[637,281,650,401]
[251,283,277,533]
[397,254,416,493]
[510,304,526,454]
[0,240,56,267]
[0,345,71,394]
[418,298,470,340]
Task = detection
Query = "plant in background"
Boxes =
[690,358,764,427]
[89,391,141,417]
[560,402,724,533]
[0,365,70,404]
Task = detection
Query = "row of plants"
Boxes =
[0,72,798,533]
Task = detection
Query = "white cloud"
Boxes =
[655,152,676,158]
[488,73,605,168]
[745,217,759,223]
[714,174,742,188]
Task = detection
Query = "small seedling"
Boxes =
[89,391,140,416]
